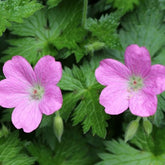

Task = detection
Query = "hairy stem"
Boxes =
[82,0,88,27]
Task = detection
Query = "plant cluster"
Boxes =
[1,0,165,165]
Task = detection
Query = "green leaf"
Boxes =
[131,125,165,154]
[59,93,81,120]
[130,126,165,157]
[107,0,140,13]
[47,0,62,8]
[153,48,165,65]
[3,38,45,64]
[0,132,35,165]
[98,125,165,165]
[119,0,165,58]
[86,11,122,50]
[58,57,109,138]
[4,0,86,64]
[159,0,165,10]
[0,0,43,36]
[153,92,165,127]
[0,125,9,138]
[35,114,56,150]
[27,127,95,165]
[130,126,154,152]
[97,139,165,165]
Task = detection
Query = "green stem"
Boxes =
[136,116,141,122]
[56,110,60,117]
[82,0,88,27]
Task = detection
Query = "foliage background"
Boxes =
[1,0,165,164]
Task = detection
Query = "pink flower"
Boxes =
[0,55,63,132]
[95,44,165,117]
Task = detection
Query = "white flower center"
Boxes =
[128,76,144,91]
[30,85,44,100]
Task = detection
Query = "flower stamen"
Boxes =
[133,80,137,85]
[33,89,38,94]
[128,76,144,92]
[30,85,44,100]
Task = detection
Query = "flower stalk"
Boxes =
[82,0,88,27]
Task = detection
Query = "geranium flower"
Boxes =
[0,55,63,132]
[95,44,165,117]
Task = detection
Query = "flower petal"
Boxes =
[129,90,157,117]
[95,59,131,86]
[99,81,129,115]
[3,56,36,85]
[0,79,30,108]
[34,55,62,86]
[145,64,165,95]
[124,44,151,77]
[39,85,63,115]
[12,100,42,133]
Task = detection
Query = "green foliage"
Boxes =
[97,140,154,165]
[86,11,122,50]
[3,0,86,64]
[47,0,62,8]
[159,0,165,10]
[58,57,109,138]
[130,126,165,156]
[97,140,165,165]
[107,0,140,13]
[35,114,56,150]
[27,127,95,165]
[97,127,165,165]
[0,125,9,138]
[152,92,165,127]
[0,0,42,36]
[119,0,165,59]
[1,0,165,164]
[0,131,35,165]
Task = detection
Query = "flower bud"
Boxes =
[0,125,9,138]
[143,118,152,135]
[85,41,105,53]
[53,113,64,143]
[124,117,140,143]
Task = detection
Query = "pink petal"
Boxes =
[95,59,131,86]
[99,81,129,115]
[129,90,157,117]
[145,64,165,95]
[39,85,63,115]
[3,56,36,85]
[0,79,30,108]
[12,100,42,133]
[34,55,62,86]
[124,44,151,77]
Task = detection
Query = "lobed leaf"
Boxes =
[4,0,86,64]
[97,138,165,165]
[28,127,95,165]
[0,0,42,36]
[58,57,109,138]
[86,11,122,50]
[119,0,165,59]
[0,132,35,165]
[153,92,165,127]
[107,0,140,13]
[47,0,62,8]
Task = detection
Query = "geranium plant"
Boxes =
[0,0,165,165]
